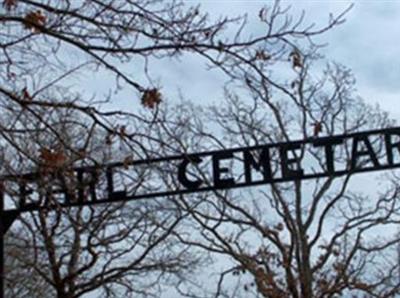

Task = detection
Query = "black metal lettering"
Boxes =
[243,147,272,183]
[106,167,126,200]
[351,136,379,170]
[77,169,85,203]
[213,151,235,188]
[385,130,400,165]
[279,143,304,179]
[18,181,29,207]
[46,171,73,204]
[313,137,343,174]
[89,169,98,201]
[77,169,98,202]
[177,155,203,189]
[6,126,400,213]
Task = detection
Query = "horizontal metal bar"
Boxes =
[10,161,400,213]
[2,126,400,182]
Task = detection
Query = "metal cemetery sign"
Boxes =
[3,126,400,214]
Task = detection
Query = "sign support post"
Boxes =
[1,184,4,298]
[0,183,20,298]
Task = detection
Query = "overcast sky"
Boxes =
[81,2,400,297]
[85,1,400,121]
[154,1,400,118]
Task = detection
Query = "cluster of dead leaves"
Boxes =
[259,7,268,22]
[3,0,47,32]
[141,88,162,109]
[313,121,323,137]
[290,49,303,69]
[235,252,288,297]
[22,87,32,101]
[23,10,46,32]
[255,50,271,61]
[39,148,66,170]
[105,125,128,145]
[3,0,17,10]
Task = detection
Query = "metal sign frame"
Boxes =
[1,126,400,297]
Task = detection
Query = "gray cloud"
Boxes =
[195,1,400,116]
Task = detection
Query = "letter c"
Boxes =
[178,155,203,189]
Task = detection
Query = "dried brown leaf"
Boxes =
[141,88,162,109]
